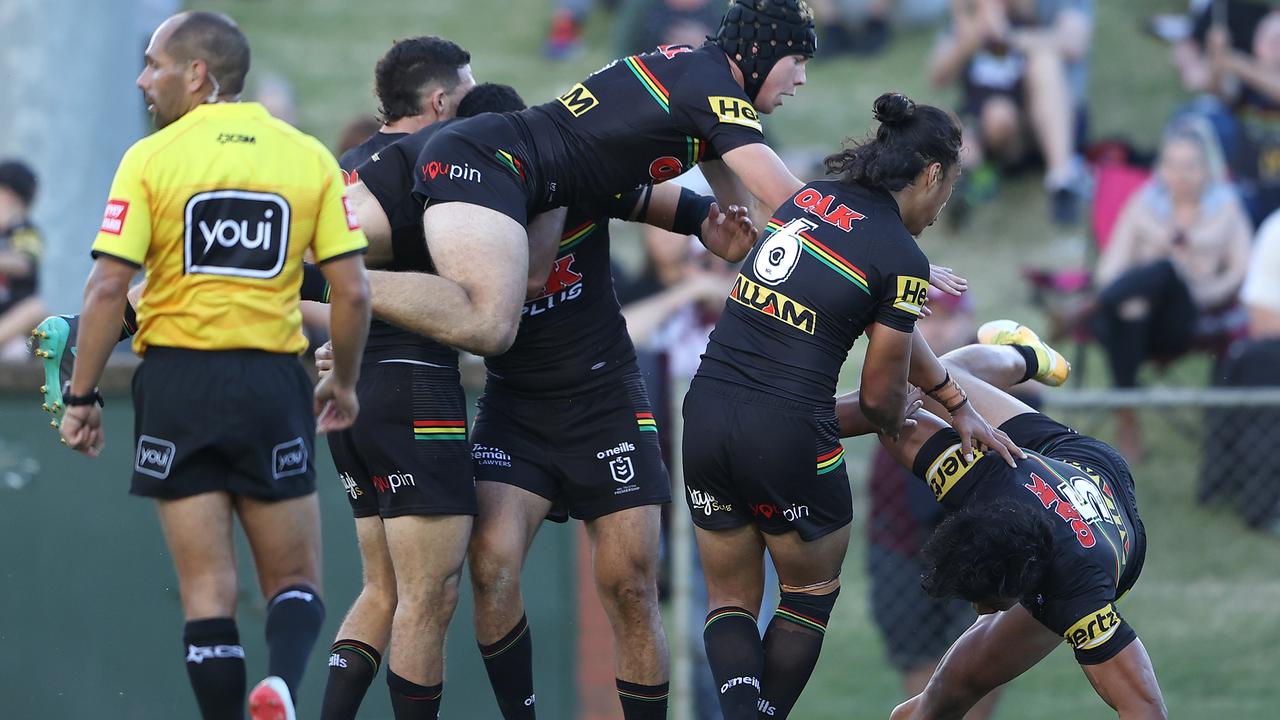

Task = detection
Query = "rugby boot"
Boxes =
[28,315,78,431]
[249,676,296,720]
[977,319,1071,387]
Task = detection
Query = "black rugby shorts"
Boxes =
[470,371,671,521]
[414,113,535,227]
[130,348,316,501]
[327,360,476,518]
[681,377,853,542]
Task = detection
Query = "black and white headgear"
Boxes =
[712,0,817,105]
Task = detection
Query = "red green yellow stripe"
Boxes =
[636,412,658,433]
[1029,455,1123,582]
[559,220,597,251]
[775,607,828,634]
[816,446,845,475]
[414,420,466,441]
[332,642,380,672]
[494,149,525,179]
[624,56,670,112]
[704,608,756,632]
[766,219,870,295]
[479,624,529,659]
[686,136,704,167]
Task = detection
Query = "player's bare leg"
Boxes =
[756,524,850,719]
[321,516,396,719]
[587,505,670,716]
[381,514,472,713]
[468,481,552,718]
[696,524,767,720]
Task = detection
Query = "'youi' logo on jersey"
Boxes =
[272,437,309,480]
[135,435,176,479]
[184,190,291,278]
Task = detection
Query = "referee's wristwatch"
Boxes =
[61,382,105,408]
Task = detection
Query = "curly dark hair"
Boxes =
[824,92,962,192]
[457,83,526,118]
[374,36,471,123]
[920,498,1054,603]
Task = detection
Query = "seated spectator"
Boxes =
[1207,9,1280,225]
[614,0,721,56]
[928,0,1093,225]
[1169,0,1272,96]
[1199,207,1280,531]
[1091,125,1252,459]
[0,160,45,360]
[864,289,1003,720]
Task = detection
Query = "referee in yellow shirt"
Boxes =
[59,12,371,720]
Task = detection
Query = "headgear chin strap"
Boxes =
[712,0,817,105]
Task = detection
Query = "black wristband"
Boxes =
[926,371,951,395]
[672,187,716,239]
[61,382,104,407]
[300,262,331,303]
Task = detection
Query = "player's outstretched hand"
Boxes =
[314,373,359,434]
[314,341,334,380]
[947,401,1024,467]
[60,405,104,457]
[929,264,968,297]
[702,202,758,262]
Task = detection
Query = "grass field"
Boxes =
[197,0,1280,717]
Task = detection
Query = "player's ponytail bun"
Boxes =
[872,92,915,127]
[825,92,961,192]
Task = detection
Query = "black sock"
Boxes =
[703,607,763,720]
[320,638,382,720]
[1013,344,1040,384]
[387,669,442,719]
[119,302,138,342]
[479,614,536,719]
[617,679,669,719]
[183,617,247,720]
[301,262,331,303]
[265,584,326,702]
[759,589,839,719]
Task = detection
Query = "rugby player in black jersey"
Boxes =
[317,83,756,719]
[681,93,1022,720]
[317,37,475,720]
[835,324,1166,720]
[331,0,819,363]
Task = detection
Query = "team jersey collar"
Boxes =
[177,101,271,125]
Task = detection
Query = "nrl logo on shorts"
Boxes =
[608,456,635,484]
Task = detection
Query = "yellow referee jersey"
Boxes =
[91,102,367,355]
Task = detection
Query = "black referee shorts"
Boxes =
[681,377,852,542]
[327,360,476,519]
[130,347,316,501]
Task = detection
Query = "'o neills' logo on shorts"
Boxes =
[1064,604,1122,651]
[135,435,176,479]
[924,442,984,500]
[728,273,816,334]
[272,437,308,480]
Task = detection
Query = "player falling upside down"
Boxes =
[682,92,1021,720]
[837,321,1167,720]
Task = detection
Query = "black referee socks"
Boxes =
[183,617,247,720]
[479,614,536,719]
[320,638,382,720]
[387,669,442,719]
[265,584,325,702]
[703,606,764,720]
